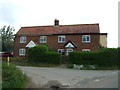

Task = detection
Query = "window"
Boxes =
[58,36,65,43]
[19,49,26,56]
[20,36,26,43]
[58,49,65,55]
[82,49,90,51]
[40,36,47,43]
[67,49,73,55]
[82,35,90,42]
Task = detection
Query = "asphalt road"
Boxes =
[17,66,118,88]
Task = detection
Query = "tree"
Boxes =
[1,26,15,52]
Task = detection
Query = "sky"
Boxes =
[0,0,119,48]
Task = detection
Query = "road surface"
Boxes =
[17,66,118,88]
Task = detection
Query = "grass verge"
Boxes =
[13,62,118,70]
[12,62,59,67]
[67,64,118,70]
[2,62,29,88]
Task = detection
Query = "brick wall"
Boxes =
[13,34,100,57]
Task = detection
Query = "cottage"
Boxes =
[13,19,107,57]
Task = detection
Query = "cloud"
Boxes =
[0,1,20,24]
[0,0,119,47]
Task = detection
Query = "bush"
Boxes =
[28,45,61,64]
[2,62,28,88]
[69,48,118,67]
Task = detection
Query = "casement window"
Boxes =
[19,49,26,56]
[82,35,90,42]
[66,49,73,55]
[40,36,47,43]
[58,49,65,55]
[20,36,26,43]
[58,36,65,43]
[82,49,91,51]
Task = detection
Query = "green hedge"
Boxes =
[69,48,119,67]
[28,45,61,64]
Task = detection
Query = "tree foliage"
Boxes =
[1,26,15,52]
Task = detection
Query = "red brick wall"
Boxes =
[13,34,100,57]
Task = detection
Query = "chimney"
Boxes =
[54,19,59,27]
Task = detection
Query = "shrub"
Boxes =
[28,45,61,64]
[2,62,28,88]
[69,48,118,67]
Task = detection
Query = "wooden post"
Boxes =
[7,57,10,66]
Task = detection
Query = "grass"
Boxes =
[95,66,118,70]
[13,61,118,70]
[12,62,59,67]
[67,64,118,70]
[0,61,2,90]
[2,62,29,88]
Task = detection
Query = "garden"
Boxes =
[3,45,119,70]
[2,45,119,88]
[67,48,119,70]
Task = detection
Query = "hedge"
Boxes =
[28,45,61,64]
[69,48,119,67]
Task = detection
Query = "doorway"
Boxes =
[66,49,73,55]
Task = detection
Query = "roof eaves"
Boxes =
[15,34,53,36]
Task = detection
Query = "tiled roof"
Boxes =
[16,24,100,35]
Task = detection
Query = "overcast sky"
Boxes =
[0,0,119,48]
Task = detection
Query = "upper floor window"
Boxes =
[20,36,26,43]
[82,35,90,42]
[19,49,26,56]
[58,36,65,43]
[40,36,47,43]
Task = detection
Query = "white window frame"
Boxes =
[82,49,91,51]
[40,36,47,43]
[58,36,65,43]
[82,35,90,42]
[19,49,26,56]
[58,49,65,55]
[20,36,26,43]
[66,49,73,55]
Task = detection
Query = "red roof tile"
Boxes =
[16,24,100,35]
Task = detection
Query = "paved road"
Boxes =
[17,66,118,88]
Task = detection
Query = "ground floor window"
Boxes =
[19,49,26,56]
[82,49,90,51]
[58,49,65,55]
[66,49,73,55]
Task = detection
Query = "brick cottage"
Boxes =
[13,19,107,57]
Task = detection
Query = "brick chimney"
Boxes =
[54,19,59,27]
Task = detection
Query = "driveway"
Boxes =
[17,66,118,88]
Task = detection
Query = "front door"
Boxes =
[66,49,73,55]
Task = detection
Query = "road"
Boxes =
[17,66,118,88]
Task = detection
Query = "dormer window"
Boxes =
[40,36,47,43]
[58,36,65,43]
[20,36,26,43]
